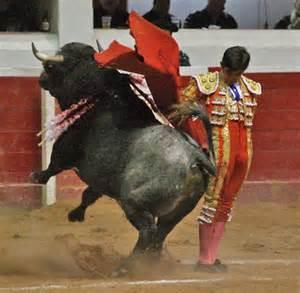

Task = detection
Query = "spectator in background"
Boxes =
[179,50,191,66]
[274,15,291,29]
[275,0,300,29]
[184,0,238,29]
[94,0,129,28]
[0,0,38,31]
[143,0,179,33]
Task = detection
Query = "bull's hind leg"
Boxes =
[123,204,157,254]
[153,192,202,252]
[152,170,209,252]
[68,186,102,222]
[113,203,157,276]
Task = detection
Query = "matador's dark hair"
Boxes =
[221,46,250,71]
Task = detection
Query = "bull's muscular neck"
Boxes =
[57,90,156,132]
[111,89,157,128]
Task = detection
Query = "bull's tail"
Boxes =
[168,101,216,175]
[194,148,216,176]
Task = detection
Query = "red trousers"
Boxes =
[186,119,253,223]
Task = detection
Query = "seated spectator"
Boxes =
[94,0,129,28]
[143,0,178,33]
[0,0,38,32]
[274,0,300,29]
[179,51,191,67]
[274,15,291,29]
[184,0,238,29]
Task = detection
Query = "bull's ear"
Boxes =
[77,45,96,60]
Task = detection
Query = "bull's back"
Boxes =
[120,125,209,214]
[75,124,207,197]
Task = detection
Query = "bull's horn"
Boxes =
[31,42,64,62]
[96,40,104,52]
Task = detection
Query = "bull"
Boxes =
[30,42,215,275]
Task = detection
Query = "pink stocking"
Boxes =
[198,222,226,264]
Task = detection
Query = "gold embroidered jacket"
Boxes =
[182,72,262,128]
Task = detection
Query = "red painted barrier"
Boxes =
[1,73,300,206]
[57,171,86,200]
[0,77,41,183]
[248,73,300,181]
[0,77,42,207]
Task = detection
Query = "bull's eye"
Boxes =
[45,63,54,71]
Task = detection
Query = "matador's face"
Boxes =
[221,67,244,86]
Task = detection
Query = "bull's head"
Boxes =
[33,42,96,90]
[32,42,110,109]
[32,41,136,115]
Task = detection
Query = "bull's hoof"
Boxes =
[68,208,85,222]
[29,171,48,185]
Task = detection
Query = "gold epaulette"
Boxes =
[241,75,262,96]
[194,72,219,96]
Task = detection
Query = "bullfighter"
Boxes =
[180,46,262,272]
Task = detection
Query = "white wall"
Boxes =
[94,29,300,71]
[2,1,300,77]
[58,0,93,45]
[128,0,295,29]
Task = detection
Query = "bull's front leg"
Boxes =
[29,133,82,184]
[29,146,66,184]
[29,164,64,184]
[68,186,102,222]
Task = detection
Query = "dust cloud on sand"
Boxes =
[0,200,123,279]
[0,197,299,292]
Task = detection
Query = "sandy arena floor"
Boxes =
[0,197,299,292]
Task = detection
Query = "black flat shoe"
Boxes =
[194,259,228,273]
[214,259,228,272]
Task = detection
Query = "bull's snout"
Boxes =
[39,71,50,90]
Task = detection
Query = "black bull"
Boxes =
[30,42,215,273]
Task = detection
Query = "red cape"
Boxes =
[94,12,209,150]
[94,11,180,110]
